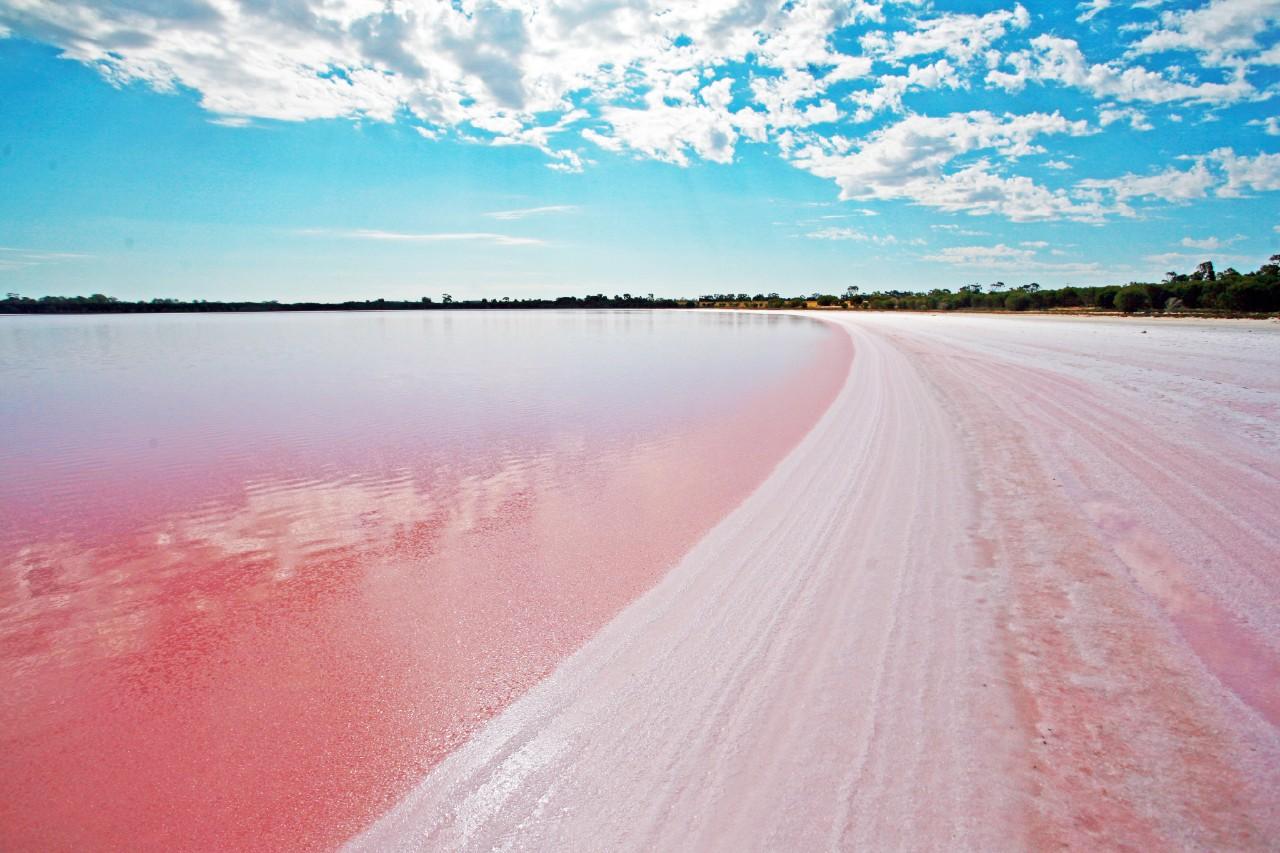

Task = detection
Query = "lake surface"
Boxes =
[0,309,850,851]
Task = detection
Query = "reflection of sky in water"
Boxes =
[1,310,829,541]
[0,309,849,852]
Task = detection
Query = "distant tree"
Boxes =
[1191,260,1216,282]
[442,293,454,304]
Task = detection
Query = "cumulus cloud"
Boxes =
[860,5,1029,65]
[850,59,961,122]
[2,0,1278,226]
[1131,0,1280,66]
[789,110,1107,221]
[1211,148,1280,195]
[1076,160,1216,204]
[987,35,1257,103]
[1074,148,1280,212]
[1099,106,1153,131]
[1249,116,1280,135]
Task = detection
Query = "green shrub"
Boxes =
[1114,285,1150,313]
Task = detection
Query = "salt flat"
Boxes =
[350,313,1280,851]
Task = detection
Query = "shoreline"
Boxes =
[350,311,1280,849]
[0,311,853,851]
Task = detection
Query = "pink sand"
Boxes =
[352,313,1280,850]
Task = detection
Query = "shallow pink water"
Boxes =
[348,313,1280,852]
[0,310,851,851]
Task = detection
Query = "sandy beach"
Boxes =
[351,312,1280,851]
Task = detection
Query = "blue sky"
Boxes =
[1,0,1277,300]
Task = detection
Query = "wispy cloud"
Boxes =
[931,224,991,237]
[297,229,546,247]
[819,209,879,219]
[0,247,92,271]
[1179,234,1245,250]
[1144,251,1248,268]
[484,205,578,221]
[922,243,1101,273]
[804,227,909,246]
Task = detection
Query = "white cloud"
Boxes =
[3,0,1279,228]
[804,227,903,245]
[298,229,546,247]
[789,110,1107,221]
[923,243,1032,264]
[1072,148,1280,211]
[988,35,1257,104]
[922,243,1101,273]
[1131,0,1280,66]
[932,224,990,236]
[1076,160,1216,204]
[819,209,880,218]
[850,59,961,122]
[1211,148,1280,195]
[1099,106,1153,131]
[484,205,578,220]
[0,0,882,168]
[1077,0,1112,23]
[862,5,1030,65]
[1144,251,1248,268]
[0,247,91,271]
[1249,116,1280,135]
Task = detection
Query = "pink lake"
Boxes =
[0,309,851,851]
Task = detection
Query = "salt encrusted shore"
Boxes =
[350,313,1280,851]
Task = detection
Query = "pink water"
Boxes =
[0,310,851,851]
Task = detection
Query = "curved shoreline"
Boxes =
[0,311,852,852]
[349,312,1280,850]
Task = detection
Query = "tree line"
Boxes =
[0,292,693,314]
[698,255,1280,314]
[4,255,1277,316]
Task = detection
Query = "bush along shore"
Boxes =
[0,293,695,314]
[699,256,1280,315]
[3,256,1277,317]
